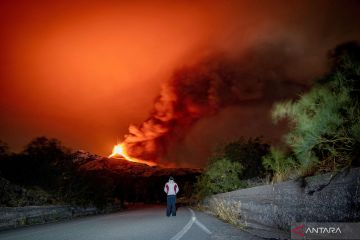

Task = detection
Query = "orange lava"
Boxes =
[108,143,157,166]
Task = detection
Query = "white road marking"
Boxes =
[169,208,211,240]
[194,219,212,235]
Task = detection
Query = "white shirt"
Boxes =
[164,180,179,195]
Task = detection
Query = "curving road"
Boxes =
[0,205,263,240]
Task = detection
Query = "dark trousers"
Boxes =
[166,195,176,216]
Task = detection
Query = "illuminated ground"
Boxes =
[0,205,263,240]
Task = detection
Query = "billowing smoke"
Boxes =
[119,0,360,167]
[122,44,309,166]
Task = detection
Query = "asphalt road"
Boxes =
[0,205,263,240]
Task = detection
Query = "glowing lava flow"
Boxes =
[108,143,157,166]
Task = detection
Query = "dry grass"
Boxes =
[271,168,297,183]
[210,198,246,228]
[192,201,210,212]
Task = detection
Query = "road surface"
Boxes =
[0,205,263,240]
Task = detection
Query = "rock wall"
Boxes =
[0,205,120,231]
[204,167,360,238]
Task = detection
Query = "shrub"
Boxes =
[211,137,270,179]
[262,148,297,182]
[211,198,244,227]
[0,140,10,177]
[207,158,246,193]
[195,158,246,199]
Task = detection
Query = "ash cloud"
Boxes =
[119,1,360,167]
[123,45,309,166]
[116,1,360,167]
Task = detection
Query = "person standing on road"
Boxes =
[164,176,179,217]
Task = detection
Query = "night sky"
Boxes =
[1,0,360,167]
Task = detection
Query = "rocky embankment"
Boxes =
[204,167,360,239]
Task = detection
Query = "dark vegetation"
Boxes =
[0,138,199,208]
[194,137,270,199]
[195,41,360,198]
[269,41,360,179]
[0,137,109,208]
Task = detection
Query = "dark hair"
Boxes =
[169,176,174,180]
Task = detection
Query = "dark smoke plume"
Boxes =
[120,1,360,167]
[123,45,308,166]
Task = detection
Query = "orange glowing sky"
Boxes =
[1,0,229,155]
[1,0,360,161]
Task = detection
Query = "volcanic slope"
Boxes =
[73,150,201,178]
